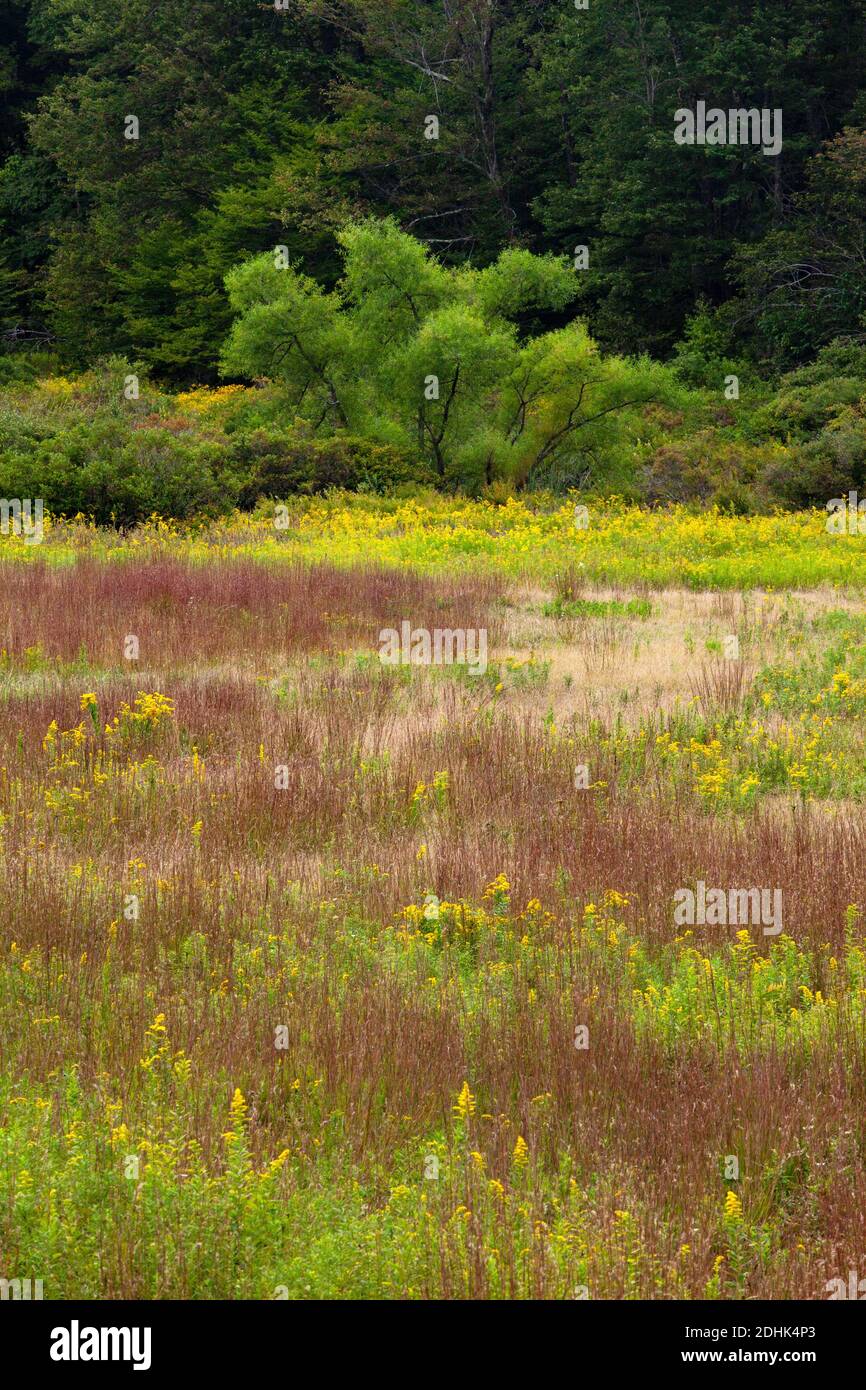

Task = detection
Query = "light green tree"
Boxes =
[221,217,667,487]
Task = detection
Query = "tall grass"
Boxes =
[1,539,865,1299]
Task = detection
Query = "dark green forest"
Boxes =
[4,0,866,375]
[3,1,866,513]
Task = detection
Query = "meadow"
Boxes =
[2,496,866,1299]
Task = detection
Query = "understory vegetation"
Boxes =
[6,229,866,522]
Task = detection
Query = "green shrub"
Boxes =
[0,407,57,456]
[670,300,749,392]
[749,340,866,440]
[710,481,756,515]
[758,422,866,508]
[234,431,434,503]
[642,434,779,507]
[446,428,512,496]
[0,420,244,524]
[0,353,42,386]
[642,444,714,505]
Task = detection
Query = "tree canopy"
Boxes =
[220,218,673,488]
[2,0,866,378]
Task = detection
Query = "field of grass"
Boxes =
[7,494,866,589]
[2,497,866,1299]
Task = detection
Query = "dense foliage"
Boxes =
[6,259,866,518]
[5,8,866,1308]
[3,0,866,381]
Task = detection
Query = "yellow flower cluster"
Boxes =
[652,714,843,803]
[10,496,865,592]
[174,385,246,414]
[105,691,175,739]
